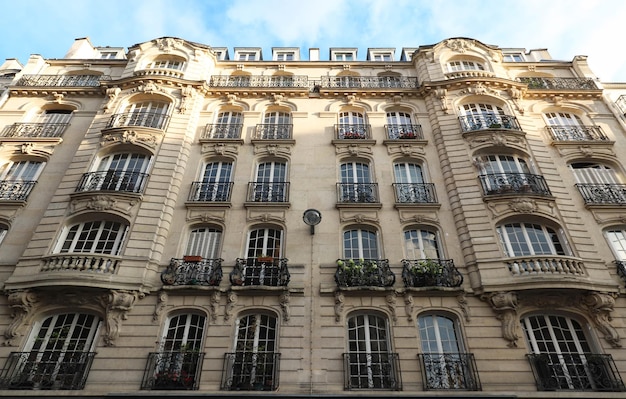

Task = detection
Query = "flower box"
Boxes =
[183,255,203,262]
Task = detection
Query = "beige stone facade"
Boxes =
[0,36,624,397]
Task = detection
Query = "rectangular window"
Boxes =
[276,52,294,61]
[334,53,354,61]
[372,53,392,62]
[238,52,257,61]
[503,53,524,62]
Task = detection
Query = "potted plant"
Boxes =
[411,259,443,286]
[256,253,274,263]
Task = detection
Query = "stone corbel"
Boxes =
[386,293,397,323]
[210,291,220,323]
[4,290,38,346]
[582,292,621,348]
[280,291,290,323]
[404,293,414,322]
[101,290,142,347]
[225,291,237,321]
[334,291,344,323]
[152,291,168,322]
[457,292,470,322]
[485,291,520,347]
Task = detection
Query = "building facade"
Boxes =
[0,36,624,397]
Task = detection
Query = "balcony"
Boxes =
[506,255,585,277]
[75,171,149,194]
[106,111,170,130]
[576,183,626,205]
[527,353,625,391]
[335,259,395,288]
[161,257,223,286]
[320,76,418,89]
[616,261,626,284]
[230,258,290,287]
[14,74,110,87]
[418,353,481,391]
[221,351,280,391]
[337,183,379,203]
[40,254,120,274]
[2,122,69,138]
[209,75,309,88]
[335,124,372,139]
[201,123,243,139]
[385,124,424,140]
[518,77,598,90]
[141,351,204,390]
[547,125,608,141]
[254,124,292,140]
[0,351,96,390]
[0,180,36,201]
[479,173,551,196]
[458,114,521,133]
[342,352,401,390]
[393,183,437,204]
[246,182,289,203]
[188,182,233,202]
[401,259,463,288]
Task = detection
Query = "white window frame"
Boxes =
[275,52,294,61]
[333,52,355,61]
[605,228,626,261]
[0,160,44,181]
[246,227,283,258]
[503,53,524,62]
[58,220,128,255]
[237,52,258,61]
[343,228,379,260]
[404,228,441,259]
[37,109,72,124]
[496,222,566,257]
[160,313,205,352]
[447,60,485,72]
[418,314,466,389]
[149,59,185,71]
[371,53,392,62]
[346,313,392,389]
[569,163,619,184]
[185,227,222,259]
[196,161,233,201]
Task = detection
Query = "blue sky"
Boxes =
[2,0,626,81]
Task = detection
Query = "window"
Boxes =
[496,222,566,257]
[523,314,623,391]
[447,60,485,72]
[605,228,626,261]
[418,314,478,390]
[38,109,72,124]
[544,112,583,127]
[59,220,128,255]
[194,161,232,201]
[117,101,170,129]
[334,52,354,61]
[211,111,243,139]
[343,228,379,260]
[5,313,100,390]
[223,313,278,391]
[404,228,441,259]
[186,227,222,259]
[503,53,524,62]
[238,52,257,61]
[339,111,365,125]
[149,59,184,71]
[345,313,398,389]
[0,224,7,245]
[339,161,376,203]
[570,163,625,204]
[252,161,287,202]
[100,52,118,59]
[459,103,507,130]
[372,53,392,62]
[570,163,619,185]
[394,162,435,203]
[247,227,283,259]
[0,160,44,200]
[476,154,542,194]
[259,111,292,139]
[386,111,419,139]
[275,52,294,61]
[85,153,151,193]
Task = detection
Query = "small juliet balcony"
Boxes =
[616,260,626,284]
[518,77,598,90]
[576,183,626,205]
[342,352,401,390]
[385,124,424,140]
[161,257,223,286]
[0,180,36,201]
[337,183,379,203]
[527,352,625,392]
[505,255,585,277]
[479,173,551,197]
[2,122,69,139]
[254,124,292,140]
[75,171,149,194]
[221,351,280,391]
[458,114,521,133]
[14,74,110,87]
[0,351,96,390]
[201,123,243,139]
[141,350,204,390]
[401,259,463,288]
[547,125,608,141]
[106,111,170,130]
[335,124,372,140]
[418,353,481,391]
[393,183,437,204]
[247,182,289,203]
[335,259,395,288]
[230,257,290,287]
[188,182,233,202]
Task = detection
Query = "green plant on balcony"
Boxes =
[398,131,416,139]
[412,259,443,275]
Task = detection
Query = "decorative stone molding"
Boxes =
[465,132,527,152]
[398,211,439,225]
[70,195,138,217]
[4,290,38,346]
[253,143,292,157]
[179,85,196,114]
[155,37,184,53]
[458,82,500,97]
[404,293,414,322]
[433,88,448,113]
[508,198,538,214]
[445,38,475,53]
[210,291,220,323]
[270,93,285,105]
[551,142,615,160]
[101,130,158,149]
[334,143,374,157]
[484,291,520,348]
[246,210,286,223]
[185,209,226,224]
[103,87,121,112]
[385,143,426,158]
[100,290,142,347]
[152,291,168,322]
[507,87,525,115]
[581,292,621,348]
[225,290,237,321]
[339,211,379,224]
[201,142,240,158]
[486,197,555,219]
[280,291,290,323]
[457,292,471,322]
[133,81,163,95]
[334,291,344,323]
[386,293,397,323]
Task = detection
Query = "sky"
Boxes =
[1,0,625,81]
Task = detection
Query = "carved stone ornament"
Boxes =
[280,291,291,323]
[445,38,475,53]
[100,290,143,346]
[70,195,138,217]
[201,143,239,158]
[210,291,221,323]
[253,144,291,157]
[433,88,448,113]
[334,291,345,323]
[155,37,184,53]
[179,85,196,114]
[101,130,158,149]
[225,290,237,321]
[458,82,500,97]
[386,293,397,323]
[484,291,520,347]
[508,198,538,213]
[457,292,471,322]
[4,290,38,346]
[153,291,168,322]
[103,87,121,112]
[404,293,414,321]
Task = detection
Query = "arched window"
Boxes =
[209,111,243,139]
[58,220,128,255]
[404,228,441,260]
[246,227,283,259]
[339,161,376,203]
[112,100,170,130]
[459,103,508,131]
[345,313,398,389]
[496,222,566,257]
[80,152,151,193]
[343,228,379,260]
[605,227,626,261]
[185,226,222,259]
[0,223,7,245]
[193,161,233,201]
[251,161,287,202]
[570,163,624,204]
[570,162,619,184]
[258,111,291,140]
[543,112,605,141]
[447,60,485,72]
[385,111,420,139]
[476,154,550,196]
[393,162,436,203]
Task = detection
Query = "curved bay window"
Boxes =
[477,154,550,196]
[447,60,485,72]
[570,162,626,205]
[108,100,170,130]
[59,220,128,255]
[458,103,518,132]
[78,152,151,194]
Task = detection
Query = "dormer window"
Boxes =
[238,52,257,61]
[372,53,392,62]
[447,60,485,72]
[100,52,118,59]
[334,52,354,61]
[276,52,295,61]
[503,53,525,62]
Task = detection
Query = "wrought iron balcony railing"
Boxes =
[458,114,521,132]
[418,353,481,391]
[15,74,110,87]
[76,171,149,194]
[161,257,223,286]
[202,123,243,139]
[335,124,372,139]
[141,351,205,390]
[343,352,401,390]
[2,122,69,138]
[547,125,608,141]
[320,76,418,89]
[385,124,424,140]
[188,182,233,202]
[506,255,585,277]
[576,183,626,205]
[230,257,290,287]
[254,124,292,140]
[337,182,379,203]
[401,259,463,288]
[210,75,309,88]
[393,183,437,204]
[335,258,395,288]
[518,77,598,90]
[479,173,551,196]
[0,351,96,390]
[106,111,170,130]
[527,353,625,392]
[616,260,626,284]
[247,182,289,203]
[40,254,120,274]
[221,351,280,391]
[0,180,36,200]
